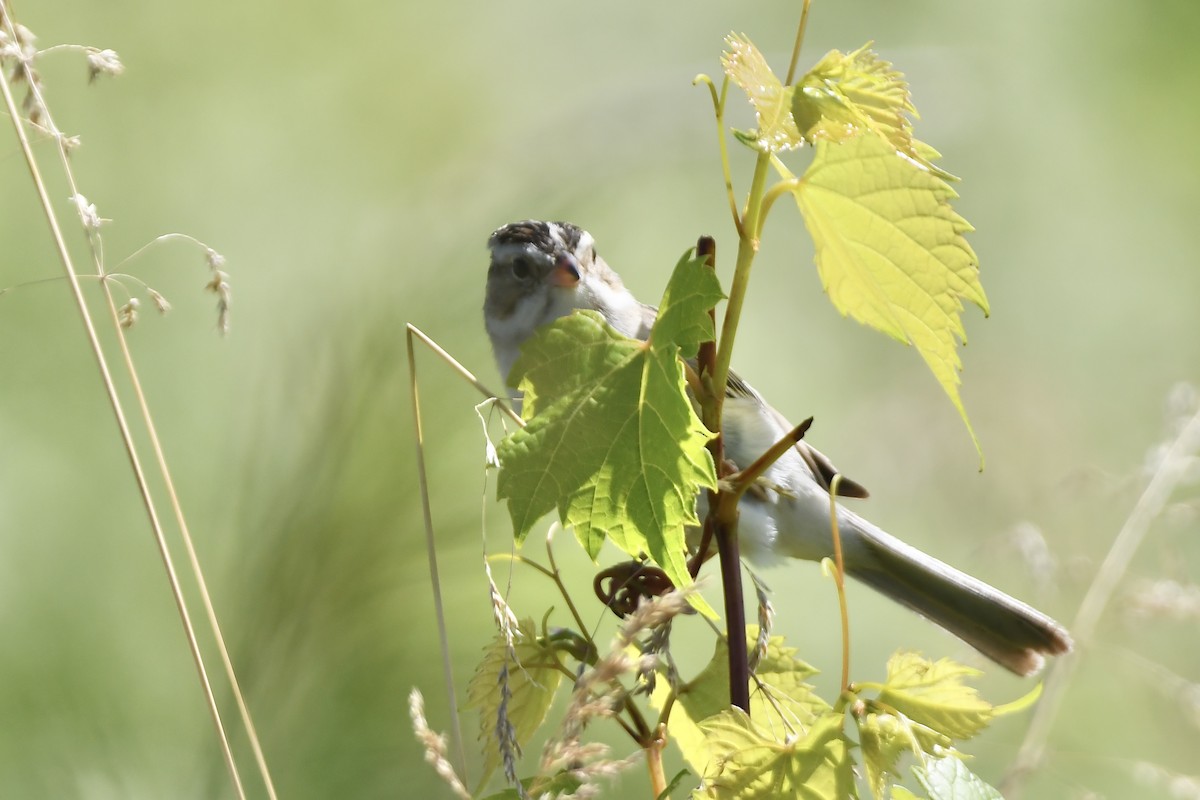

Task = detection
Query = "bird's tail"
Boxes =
[843,518,1072,676]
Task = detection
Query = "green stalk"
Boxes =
[711,152,771,422]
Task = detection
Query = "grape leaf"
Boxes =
[651,627,827,774]
[781,134,988,460]
[495,252,720,609]
[791,44,936,170]
[698,709,856,799]
[876,652,994,742]
[856,711,921,800]
[465,619,565,778]
[480,771,583,800]
[913,755,1005,800]
[722,33,803,153]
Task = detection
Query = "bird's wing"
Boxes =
[726,369,870,499]
[640,302,869,499]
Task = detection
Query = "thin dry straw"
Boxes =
[407,324,469,777]
[1004,403,1200,795]
[1,8,261,795]
[0,40,248,800]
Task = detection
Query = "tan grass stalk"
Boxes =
[1,5,266,795]
[1004,402,1200,795]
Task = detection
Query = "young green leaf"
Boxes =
[480,771,583,800]
[722,33,803,153]
[913,755,1005,800]
[781,135,988,460]
[875,652,994,742]
[495,252,720,609]
[857,711,921,800]
[652,627,828,774]
[698,709,856,799]
[791,45,934,170]
[465,619,566,778]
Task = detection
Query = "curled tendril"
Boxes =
[593,561,687,618]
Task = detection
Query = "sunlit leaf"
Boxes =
[783,135,988,460]
[722,33,803,153]
[698,710,856,799]
[495,252,720,611]
[913,755,1005,800]
[876,652,993,742]
[790,43,945,176]
[857,711,921,799]
[652,627,827,774]
[480,770,583,800]
[465,619,566,778]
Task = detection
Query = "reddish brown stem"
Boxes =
[693,235,750,712]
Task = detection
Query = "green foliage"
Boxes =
[721,34,803,153]
[722,35,987,460]
[653,628,828,775]
[858,711,919,799]
[480,771,583,800]
[473,15,1020,800]
[697,710,856,799]
[495,252,721,609]
[786,136,985,457]
[791,44,947,178]
[465,619,566,778]
[913,755,1005,800]
[645,634,1018,799]
[874,653,994,741]
[657,769,694,800]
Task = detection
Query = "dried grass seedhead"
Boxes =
[0,17,44,124]
[203,247,231,334]
[1133,761,1200,800]
[532,588,695,799]
[117,296,139,329]
[409,689,471,800]
[1125,579,1200,622]
[85,48,123,82]
[747,571,774,674]
[69,192,107,231]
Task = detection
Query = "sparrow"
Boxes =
[483,219,1072,676]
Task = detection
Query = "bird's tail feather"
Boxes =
[844,520,1072,676]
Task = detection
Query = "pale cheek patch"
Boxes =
[487,292,552,346]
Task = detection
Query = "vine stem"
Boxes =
[698,4,817,715]
[697,74,743,238]
[646,727,668,798]
[785,0,814,85]
[710,153,771,429]
[695,237,750,713]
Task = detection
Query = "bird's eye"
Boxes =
[510,257,532,281]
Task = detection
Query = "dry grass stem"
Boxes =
[1005,395,1200,796]
[533,589,693,798]
[2,6,271,796]
[407,325,469,778]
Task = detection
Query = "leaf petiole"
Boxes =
[759,177,803,237]
[695,73,743,237]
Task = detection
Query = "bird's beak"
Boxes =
[551,253,581,287]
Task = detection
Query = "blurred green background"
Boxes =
[1,0,1198,797]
